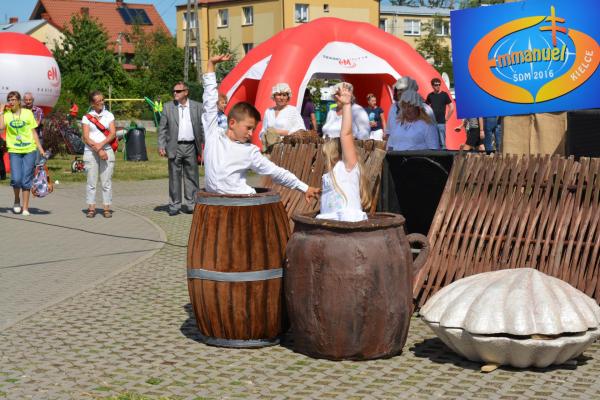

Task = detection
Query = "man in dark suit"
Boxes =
[158,81,204,215]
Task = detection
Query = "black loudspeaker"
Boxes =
[567,109,600,158]
[379,151,456,235]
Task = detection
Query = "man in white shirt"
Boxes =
[202,55,320,199]
[158,81,204,215]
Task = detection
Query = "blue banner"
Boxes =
[451,0,600,118]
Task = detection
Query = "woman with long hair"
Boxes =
[318,83,370,222]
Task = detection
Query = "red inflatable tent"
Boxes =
[219,17,463,149]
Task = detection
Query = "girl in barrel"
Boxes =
[317,83,371,222]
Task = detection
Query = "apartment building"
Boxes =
[176,0,380,70]
[379,5,451,51]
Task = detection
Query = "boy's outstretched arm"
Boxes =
[250,147,320,202]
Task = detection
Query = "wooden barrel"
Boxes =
[187,189,290,348]
[285,213,429,360]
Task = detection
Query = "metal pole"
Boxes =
[184,0,192,82]
[194,0,202,82]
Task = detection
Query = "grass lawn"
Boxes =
[1,131,204,185]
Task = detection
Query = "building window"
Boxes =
[242,6,253,25]
[434,19,450,36]
[379,18,387,31]
[403,19,420,36]
[323,4,329,13]
[243,43,254,54]
[183,11,197,30]
[217,9,228,27]
[295,4,309,23]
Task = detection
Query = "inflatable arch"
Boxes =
[220,17,463,149]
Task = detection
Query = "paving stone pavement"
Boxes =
[0,181,165,330]
[1,179,599,399]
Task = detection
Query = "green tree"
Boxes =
[415,16,454,82]
[129,26,187,99]
[460,0,506,8]
[207,36,239,82]
[389,0,420,5]
[53,14,130,111]
[390,0,456,7]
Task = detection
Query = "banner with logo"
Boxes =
[451,0,600,118]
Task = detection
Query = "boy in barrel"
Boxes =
[202,55,320,200]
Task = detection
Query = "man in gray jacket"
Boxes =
[158,81,204,215]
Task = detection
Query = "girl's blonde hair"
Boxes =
[322,138,371,210]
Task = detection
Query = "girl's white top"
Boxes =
[317,161,367,222]
[259,105,305,138]
[81,108,115,154]
[322,104,371,140]
[202,72,308,194]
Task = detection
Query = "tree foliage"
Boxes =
[129,26,187,99]
[415,16,454,83]
[390,0,507,8]
[390,0,457,7]
[207,36,239,82]
[52,14,130,111]
[459,0,506,8]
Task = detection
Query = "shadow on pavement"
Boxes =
[180,303,205,343]
[0,207,51,215]
[411,336,591,373]
[0,213,185,247]
[154,205,170,213]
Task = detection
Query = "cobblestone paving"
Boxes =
[1,180,599,399]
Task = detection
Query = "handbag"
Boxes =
[85,113,118,152]
[261,128,282,153]
[32,163,53,198]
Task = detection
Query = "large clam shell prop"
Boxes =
[420,268,600,368]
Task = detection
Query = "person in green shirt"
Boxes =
[0,91,46,216]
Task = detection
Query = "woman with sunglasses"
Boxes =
[82,90,116,218]
[0,91,46,216]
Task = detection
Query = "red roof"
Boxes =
[30,0,170,55]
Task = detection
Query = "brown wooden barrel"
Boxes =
[187,189,290,348]
[285,212,429,360]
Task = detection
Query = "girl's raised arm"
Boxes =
[335,83,358,171]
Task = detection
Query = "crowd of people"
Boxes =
[2,58,501,222]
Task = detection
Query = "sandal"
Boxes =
[86,208,96,218]
[103,209,112,218]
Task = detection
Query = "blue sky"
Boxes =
[1,0,394,34]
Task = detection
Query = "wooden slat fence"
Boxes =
[262,135,387,230]
[413,153,600,307]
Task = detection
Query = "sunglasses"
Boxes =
[173,89,187,93]
[433,83,441,87]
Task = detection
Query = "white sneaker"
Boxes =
[13,204,21,214]
[21,210,30,216]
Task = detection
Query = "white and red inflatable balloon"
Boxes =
[0,32,61,172]
[220,17,463,149]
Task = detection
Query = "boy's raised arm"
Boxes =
[202,54,231,135]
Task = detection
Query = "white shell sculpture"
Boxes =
[421,268,600,368]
